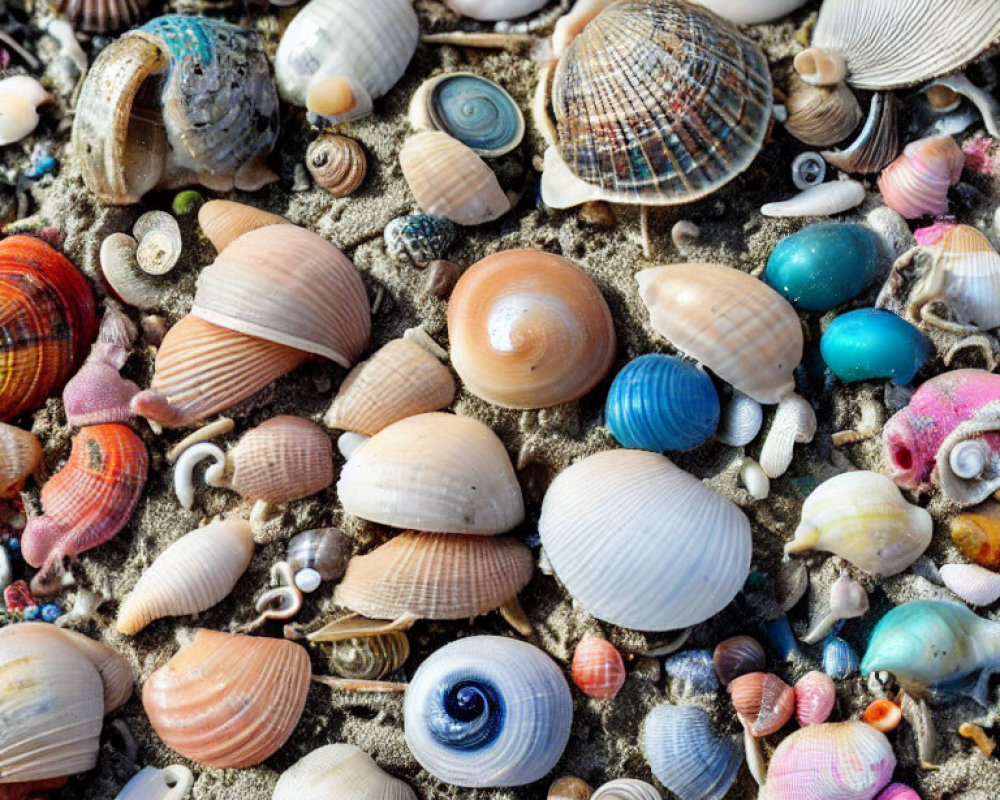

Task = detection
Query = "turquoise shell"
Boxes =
[763,223,880,312]
[605,354,720,452]
[820,309,928,384]
[429,74,523,157]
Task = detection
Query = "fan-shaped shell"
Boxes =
[116,519,254,634]
[729,672,795,737]
[198,200,287,254]
[142,629,311,767]
[571,636,626,699]
[591,781,662,800]
[448,250,615,409]
[52,0,150,33]
[712,635,766,687]
[539,449,751,631]
[0,422,41,498]
[334,532,532,620]
[273,744,416,800]
[404,636,572,787]
[636,263,802,405]
[878,135,964,219]
[337,413,524,534]
[542,0,772,208]
[795,670,836,726]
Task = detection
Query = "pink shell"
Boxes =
[878,135,964,219]
[913,221,957,247]
[875,784,921,800]
[571,636,626,699]
[794,670,836,726]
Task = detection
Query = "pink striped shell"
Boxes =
[878,135,964,219]
[571,636,626,699]
[794,670,836,726]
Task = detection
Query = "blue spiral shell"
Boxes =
[820,309,928,385]
[605,354,720,452]
[822,635,860,679]
[425,73,524,157]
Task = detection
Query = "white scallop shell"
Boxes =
[273,744,416,800]
[591,780,662,800]
[442,0,548,20]
[691,0,808,24]
[115,766,194,800]
[940,563,1000,607]
[761,180,866,217]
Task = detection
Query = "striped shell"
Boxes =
[728,672,795,737]
[52,0,150,33]
[591,781,662,800]
[878,135,964,219]
[940,562,1000,606]
[273,744,416,800]
[0,422,42,498]
[143,629,311,767]
[197,200,287,254]
[712,635,766,687]
[783,75,863,148]
[794,670,836,726]
[571,636,626,699]
[822,93,900,175]
[320,630,410,681]
[306,135,367,196]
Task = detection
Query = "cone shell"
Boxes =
[794,670,836,726]
[0,422,41,498]
[951,501,1000,570]
[448,250,615,409]
[116,519,255,634]
[197,200,287,254]
[571,636,626,699]
[878,135,964,219]
[52,0,150,33]
[728,672,795,737]
[712,635,766,687]
[273,744,416,800]
[334,531,532,620]
[324,339,456,435]
[783,75,863,148]
[142,629,311,767]
[337,413,524,534]
[636,264,801,405]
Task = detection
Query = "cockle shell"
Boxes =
[760,180,867,218]
[442,0,547,20]
[448,250,615,409]
[692,0,807,24]
[712,635,766,687]
[114,766,193,800]
[52,0,150,33]
[783,75,863,148]
[0,77,52,146]
[306,135,367,196]
[940,562,1000,606]
[404,636,572,787]
[951,500,1000,569]
[197,200,287,254]
[822,94,900,175]
[729,672,795,737]
[571,636,626,699]
[143,629,311,767]
[539,449,751,631]
[794,670,836,726]
[785,471,932,577]
[337,413,524,534]
[878,135,964,219]
[334,532,532,620]
[636,263,802,405]
[0,423,41,498]
[115,519,254,634]
[591,781,662,800]
[273,744,416,800]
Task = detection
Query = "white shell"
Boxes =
[539,449,752,631]
[940,563,1000,607]
[691,0,808,25]
[115,766,194,800]
[758,393,817,478]
[717,391,764,446]
[442,0,548,20]
[591,780,662,800]
[761,180,866,217]
[0,75,51,145]
[273,744,416,800]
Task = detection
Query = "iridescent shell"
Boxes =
[728,671,795,737]
[822,636,859,680]
[571,636,626,699]
[794,671,836,726]
[662,650,719,695]
[712,635,766,687]
[0,422,42,499]
[384,214,456,266]
[306,134,367,196]
[52,0,150,33]
[273,744,416,800]
[878,136,964,219]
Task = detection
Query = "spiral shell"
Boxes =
[52,0,150,33]
[319,628,410,682]
[591,781,662,800]
[0,422,42,498]
[306,135,367,196]
[571,636,626,699]
[114,766,193,800]
[384,214,456,266]
[197,200,287,254]
[783,75,863,148]
[794,671,836,726]
[404,635,572,787]
[448,250,615,409]
[273,744,416,800]
[822,93,900,175]
[878,135,964,219]
[712,635,766,687]
[728,672,795,737]
[287,527,349,592]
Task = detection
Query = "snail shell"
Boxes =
[287,527,349,591]
[100,232,165,309]
[591,781,662,800]
[783,74,863,148]
[728,672,796,737]
[52,0,151,33]
[712,635,766,687]
[0,422,42,498]
[383,214,456,266]
[314,620,410,680]
[306,134,367,196]
[197,199,287,254]
[794,670,837,726]
[878,135,964,219]
[114,766,193,800]
[133,211,182,276]
[273,744,416,800]
[571,636,626,699]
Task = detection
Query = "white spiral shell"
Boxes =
[592,780,662,800]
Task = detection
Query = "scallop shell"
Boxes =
[143,629,311,767]
[940,562,1000,606]
[783,75,863,148]
[334,532,532,620]
[52,0,151,33]
[636,263,802,405]
[442,0,547,20]
[273,744,416,800]
[571,636,626,699]
[878,135,964,219]
[712,635,766,687]
[114,766,193,800]
[197,200,287,254]
[822,94,900,174]
[337,413,524,534]
[761,180,867,218]
[591,781,662,800]
[306,135,367,196]
[404,635,572,787]
[448,250,615,409]
[729,672,795,737]
[794,670,836,726]
[0,422,41,498]
[115,519,254,634]
[538,449,752,631]
[691,0,808,24]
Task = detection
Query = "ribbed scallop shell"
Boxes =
[143,629,311,768]
[324,339,456,435]
[794,670,836,726]
[197,200,287,254]
[404,636,572,787]
[116,519,254,634]
[544,0,771,208]
[729,672,795,737]
[337,413,524,534]
[636,264,802,405]
[592,780,662,800]
[334,531,532,620]
[878,135,964,219]
[52,0,150,32]
[571,636,626,699]
[448,250,615,409]
[0,422,41,498]
[940,562,1000,606]
[783,76,863,148]
[538,449,751,631]
[712,635,766,687]
[273,744,416,800]
[642,703,741,800]
[306,135,367,196]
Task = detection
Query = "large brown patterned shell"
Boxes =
[52,0,150,33]
[546,0,772,207]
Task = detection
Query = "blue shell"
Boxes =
[663,649,720,695]
[820,309,928,384]
[763,223,881,312]
[384,214,456,266]
[822,635,860,679]
[605,354,720,451]
[762,615,799,661]
[427,74,524,157]
[643,703,742,800]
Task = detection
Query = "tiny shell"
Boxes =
[863,699,902,733]
[114,766,193,800]
[728,671,796,737]
[783,75,863,148]
[101,233,164,309]
[940,562,1000,606]
[758,394,817,479]
[308,618,410,681]
[384,214,456,266]
[878,135,964,219]
[273,744,416,800]
[716,391,764,447]
[287,527,349,591]
[549,777,594,800]
[306,134,366,196]
[712,635,766,687]
[197,200,287,254]
[822,635,860,679]
[571,636,626,699]
[0,422,42,498]
[442,0,547,20]
[794,670,836,726]
[875,785,920,800]
[951,501,1000,570]
[761,180,867,218]
[663,649,720,695]
[133,211,181,276]
[591,781,662,800]
[52,0,151,33]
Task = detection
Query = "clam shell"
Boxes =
[712,635,766,687]
[0,422,41,498]
[571,636,626,699]
[729,671,795,737]
[143,629,311,767]
[538,449,751,631]
[794,670,836,726]
[38,625,135,715]
[822,94,900,174]
[52,0,150,33]
[878,135,964,219]
[783,75,863,148]
[197,200,287,254]
[114,766,193,800]
[591,781,662,800]
[273,744,416,800]
[940,562,1000,606]
[692,0,808,25]
[306,134,367,196]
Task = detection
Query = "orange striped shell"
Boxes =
[729,672,796,737]
[571,636,626,699]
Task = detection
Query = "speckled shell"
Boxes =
[273,744,416,800]
[591,781,662,800]
[542,0,771,208]
[306,135,367,196]
[197,200,287,254]
[571,636,626,699]
[143,629,310,768]
[0,422,42,498]
[729,672,795,737]
[52,0,150,32]
[384,214,456,266]
[0,236,98,422]
[636,264,802,404]
[878,136,964,219]
[794,670,836,726]
[951,500,1000,569]
[448,250,615,409]
[334,532,532,620]
[712,635,766,687]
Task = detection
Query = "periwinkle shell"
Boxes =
[820,309,928,384]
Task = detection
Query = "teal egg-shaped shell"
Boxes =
[606,354,720,451]
[820,309,928,385]
[763,223,880,312]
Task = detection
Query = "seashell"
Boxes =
[591,780,662,800]
[100,233,166,309]
[52,0,151,33]
[306,616,410,681]
[758,394,817,479]
[636,263,801,405]
[761,180,866,218]
[786,471,932,577]
[878,135,964,219]
[606,354,720,452]
[716,391,764,447]
[23,424,148,594]
[728,671,795,737]
[143,629,311,767]
[863,699,902,733]
[399,131,512,226]
[782,74,863,147]
[37,624,134,714]
[764,615,800,661]
[794,670,836,726]
[571,636,626,699]
[822,94,900,174]
[549,777,594,800]
[874,785,920,800]
[691,0,808,24]
[115,519,254,634]
[306,134,367,196]
[409,73,524,157]
[384,214,456,266]
[712,635,766,687]
[0,422,42,499]
[765,721,895,800]
[73,15,279,205]
[448,249,615,409]
[822,635,860,679]
[273,744,416,800]
[662,649,720,695]
[422,259,462,300]
[940,562,1000,607]
[801,0,1000,90]
[0,76,52,146]
[0,236,99,422]
[337,413,524,534]
[404,635,572,787]
[803,570,869,644]
[275,0,418,126]
[334,531,532,620]
[442,0,547,20]
[287,527,349,592]
[114,766,193,800]
[820,309,928,385]
[791,153,827,191]
[324,339,455,435]
[539,449,751,631]
[197,199,287,254]
[951,501,1000,570]
[541,0,771,209]
[792,49,847,87]
[642,703,741,800]
[132,210,182,276]
[938,430,1000,507]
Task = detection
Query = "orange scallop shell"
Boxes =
[571,636,626,699]
[728,671,796,737]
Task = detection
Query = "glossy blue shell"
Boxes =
[822,635,860,679]
[606,354,720,451]
[428,74,523,156]
[762,615,799,661]
[383,214,456,266]
[820,309,928,384]
[763,223,881,312]
[663,649,720,694]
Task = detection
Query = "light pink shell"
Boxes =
[875,784,921,800]
[794,670,836,726]
[878,135,964,219]
[571,636,626,699]
[729,671,795,737]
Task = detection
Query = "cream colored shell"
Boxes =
[273,743,416,800]
[198,200,287,253]
[0,421,42,498]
